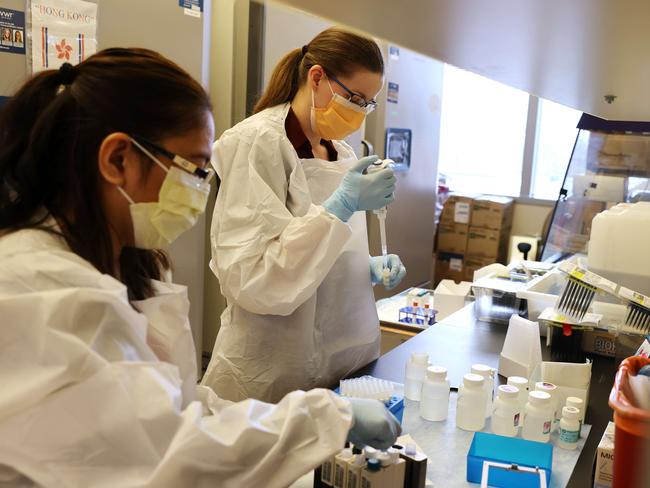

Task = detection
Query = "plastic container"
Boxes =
[472,277,526,325]
[491,385,521,437]
[405,352,429,400]
[566,396,585,437]
[558,406,581,450]
[522,391,553,443]
[507,376,529,424]
[608,356,650,488]
[471,364,494,418]
[456,374,487,431]
[535,381,560,429]
[467,432,553,487]
[420,366,450,421]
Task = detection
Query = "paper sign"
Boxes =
[387,82,399,104]
[30,0,97,73]
[179,0,203,14]
[0,7,25,55]
[454,202,470,224]
[450,258,463,272]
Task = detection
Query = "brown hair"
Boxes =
[254,27,384,113]
[0,48,212,300]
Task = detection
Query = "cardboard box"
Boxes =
[587,132,650,174]
[435,252,465,285]
[464,255,496,282]
[471,196,514,230]
[581,330,616,358]
[466,226,511,261]
[437,222,469,254]
[594,421,615,488]
[440,193,478,225]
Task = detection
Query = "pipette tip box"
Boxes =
[334,380,404,423]
[467,432,553,487]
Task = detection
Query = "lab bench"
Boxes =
[355,303,617,488]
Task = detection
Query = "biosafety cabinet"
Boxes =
[541,115,650,261]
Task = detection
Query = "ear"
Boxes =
[308,65,325,90]
[97,133,136,186]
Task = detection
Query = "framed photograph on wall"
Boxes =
[385,128,412,171]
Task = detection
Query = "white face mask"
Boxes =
[117,139,211,249]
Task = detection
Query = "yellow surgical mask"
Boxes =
[310,79,367,140]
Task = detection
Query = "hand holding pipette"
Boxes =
[367,159,396,286]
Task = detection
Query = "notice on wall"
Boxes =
[387,82,399,104]
[0,8,26,55]
[179,0,202,18]
[30,0,97,73]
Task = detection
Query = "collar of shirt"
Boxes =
[285,107,338,161]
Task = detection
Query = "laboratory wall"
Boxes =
[366,45,443,299]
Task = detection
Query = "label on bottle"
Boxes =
[514,413,520,427]
[334,464,345,487]
[347,472,358,488]
[543,421,551,434]
[560,427,580,444]
[322,461,332,483]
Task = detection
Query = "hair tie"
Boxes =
[58,62,78,86]
[301,45,308,57]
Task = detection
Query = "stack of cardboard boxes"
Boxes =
[435,194,514,284]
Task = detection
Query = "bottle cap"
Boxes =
[535,381,557,393]
[427,365,448,381]
[566,397,584,410]
[405,443,417,456]
[471,364,493,378]
[387,448,401,463]
[497,385,519,399]
[363,446,378,459]
[340,448,354,459]
[367,459,381,472]
[463,373,485,388]
[376,452,393,467]
[411,352,429,365]
[562,406,580,420]
[528,390,551,405]
[507,376,529,389]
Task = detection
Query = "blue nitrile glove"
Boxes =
[322,155,396,222]
[370,255,407,290]
[347,398,402,450]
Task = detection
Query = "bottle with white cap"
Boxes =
[345,454,366,488]
[420,366,450,421]
[535,382,559,430]
[405,352,429,400]
[507,376,529,425]
[558,406,581,450]
[491,385,521,437]
[333,448,354,488]
[522,391,553,443]
[361,458,383,488]
[456,373,487,431]
[471,364,494,418]
[377,449,406,487]
[566,397,585,437]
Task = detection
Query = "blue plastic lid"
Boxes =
[367,459,381,472]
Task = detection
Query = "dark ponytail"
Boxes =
[0,49,212,300]
[254,27,384,113]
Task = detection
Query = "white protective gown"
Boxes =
[202,103,381,403]
[0,225,352,488]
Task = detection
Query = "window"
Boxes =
[437,64,529,197]
[531,99,582,200]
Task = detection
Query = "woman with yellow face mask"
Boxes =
[202,27,407,403]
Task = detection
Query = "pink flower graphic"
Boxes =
[55,39,73,60]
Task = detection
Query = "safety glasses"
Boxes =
[131,135,214,182]
[328,73,377,113]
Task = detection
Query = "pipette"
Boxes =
[367,159,394,287]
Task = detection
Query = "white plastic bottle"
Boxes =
[420,366,450,421]
[491,385,521,437]
[405,352,429,400]
[507,376,529,424]
[558,406,581,450]
[522,391,553,443]
[566,397,585,437]
[456,373,487,431]
[333,448,354,488]
[471,364,494,418]
[535,382,559,430]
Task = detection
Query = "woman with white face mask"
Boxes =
[202,27,407,403]
[0,49,399,488]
